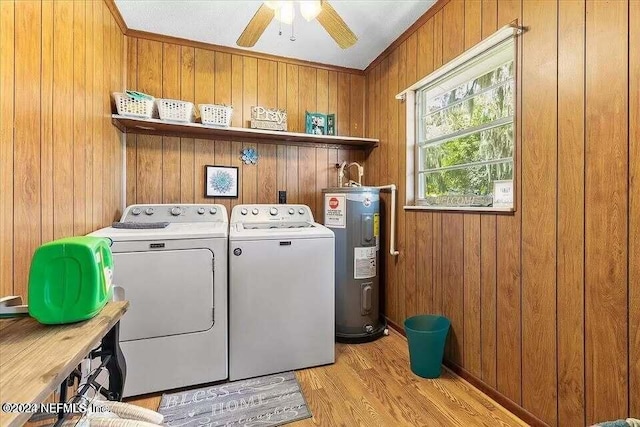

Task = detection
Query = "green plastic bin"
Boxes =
[404,315,450,379]
[28,236,113,325]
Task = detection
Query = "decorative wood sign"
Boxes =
[424,194,493,207]
[250,106,287,131]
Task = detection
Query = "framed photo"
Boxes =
[326,114,336,136]
[492,180,513,208]
[205,165,238,198]
[305,112,327,135]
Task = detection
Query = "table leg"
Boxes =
[101,321,126,401]
[58,381,67,420]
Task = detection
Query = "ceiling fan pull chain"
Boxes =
[290,20,296,41]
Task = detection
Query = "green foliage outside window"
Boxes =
[418,61,515,204]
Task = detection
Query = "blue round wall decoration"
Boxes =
[241,148,259,165]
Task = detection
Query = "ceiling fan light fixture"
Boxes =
[299,0,322,21]
[275,1,295,24]
[240,0,356,49]
[264,1,283,10]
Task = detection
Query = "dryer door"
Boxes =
[113,249,214,341]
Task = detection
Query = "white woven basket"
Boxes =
[157,98,195,123]
[113,92,155,119]
[199,104,233,127]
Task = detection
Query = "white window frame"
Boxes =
[397,25,522,212]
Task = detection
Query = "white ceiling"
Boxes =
[114,0,436,69]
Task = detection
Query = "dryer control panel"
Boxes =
[230,204,314,224]
[121,204,228,223]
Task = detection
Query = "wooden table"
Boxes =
[0,301,129,427]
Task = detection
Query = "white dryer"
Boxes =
[92,204,228,397]
[229,204,335,381]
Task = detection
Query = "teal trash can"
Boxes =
[404,315,450,379]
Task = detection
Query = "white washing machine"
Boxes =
[229,204,335,381]
[91,204,228,397]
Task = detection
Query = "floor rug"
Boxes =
[158,372,311,427]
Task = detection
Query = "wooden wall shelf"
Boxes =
[112,115,378,149]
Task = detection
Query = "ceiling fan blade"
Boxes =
[237,4,275,47]
[316,1,358,49]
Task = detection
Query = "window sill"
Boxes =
[403,205,515,214]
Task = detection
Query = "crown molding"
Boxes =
[125,29,365,75]
[103,0,364,75]
[104,0,128,34]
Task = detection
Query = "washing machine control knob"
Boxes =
[131,208,142,216]
[288,208,295,215]
[197,207,205,215]
[144,207,154,215]
[210,207,217,215]
[269,207,278,216]
[170,207,182,216]
[298,208,305,215]
[240,208,248,215]
[252,208,259,215]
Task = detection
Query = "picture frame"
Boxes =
[492,180,514,208]
[326,114,336,136]
[205,165,239,198]
[305,112,327,135]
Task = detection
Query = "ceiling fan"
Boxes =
[237,0,358,49]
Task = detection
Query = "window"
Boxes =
[412,33,516,210]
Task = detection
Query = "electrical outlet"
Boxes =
[278,190,287,204]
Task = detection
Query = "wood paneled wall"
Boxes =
[0,0,125,300]
[124,36,365,220]
[2,0,637,424]
[365,0,639,425]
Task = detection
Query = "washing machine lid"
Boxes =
[91,222,228,241]
[242,222,315,229]
[229,222,334,241]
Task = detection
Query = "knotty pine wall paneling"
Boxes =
[12,0,41,300]
[461,1,482,382]
[0,1,15,300]
[403,32,417,321]
[557,0,585,424]
[396,41,407,324]
[386,48,399,322]
[124,37,365,222]
[585,1,628,422]
[478,0,497,393]
[364,0,637,424]
[494,0,522,408]
[180,46,196,204]
[431,8,444,328]
[521,0,558,424]
[0,0,125,300]
[161,43,181,205]
[256,59,276,208]
[630,0,640,418]
[440,0,465,368]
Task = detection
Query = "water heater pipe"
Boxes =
[337,161,364,187]
[375,184,400,257]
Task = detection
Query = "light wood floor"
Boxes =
[129,330,527,426]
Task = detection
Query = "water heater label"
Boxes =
[354,247,376,279]
[373,213,380,250]
[324,194,346,228]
